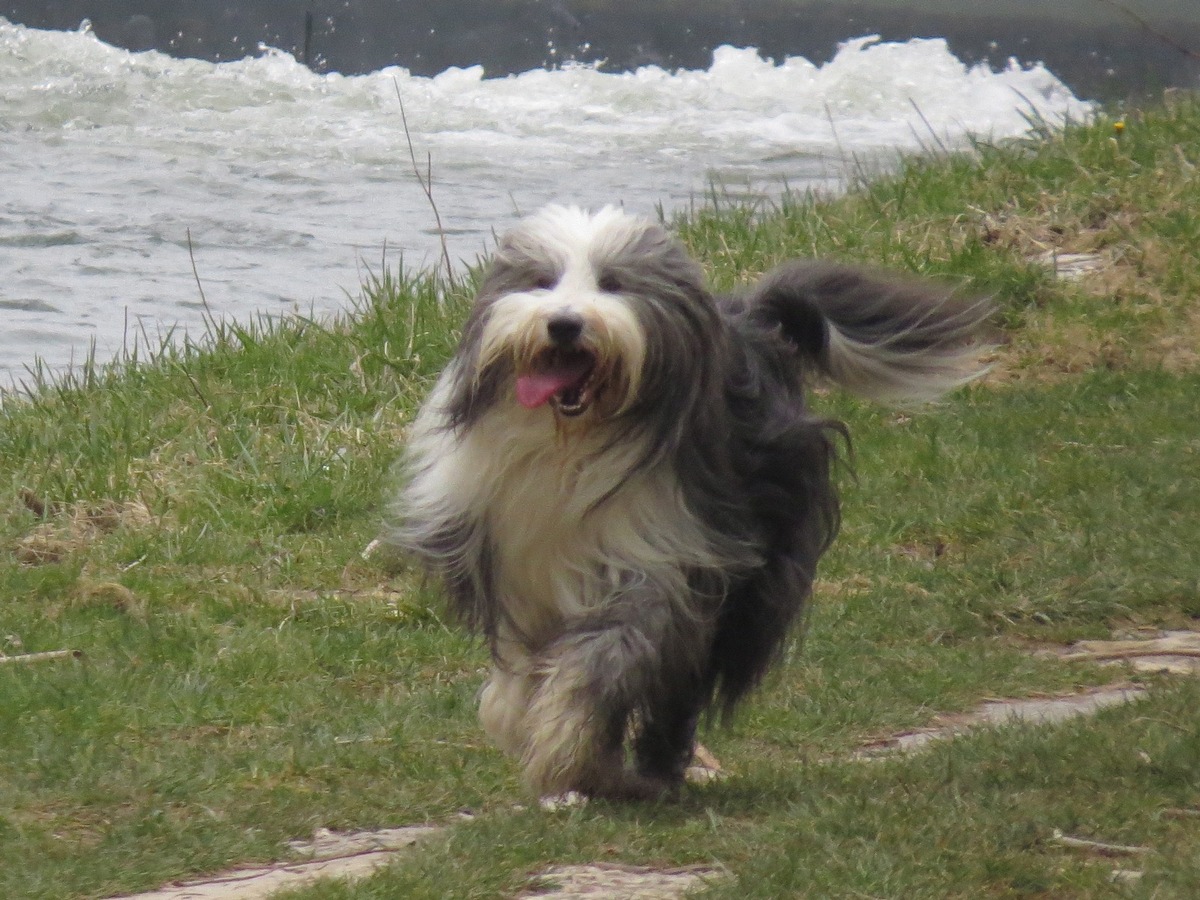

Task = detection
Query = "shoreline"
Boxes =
[3,95,1199,898]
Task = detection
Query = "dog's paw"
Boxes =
[539,791,590,811]
[685,743,725,784]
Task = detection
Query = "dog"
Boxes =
[389,205,992,800]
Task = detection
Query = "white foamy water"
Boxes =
[0,20,1090,386]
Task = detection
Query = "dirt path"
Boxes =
[854,683,1146,759]
[110,827,441,900]
[518,864,726,899]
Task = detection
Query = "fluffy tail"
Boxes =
[743,260,996,402]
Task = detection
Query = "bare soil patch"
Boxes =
[854,684,1147,759]
[108,827,440,900]
[857,628,1200,759]
[520,863,726,899]
[1056,630,1200,676]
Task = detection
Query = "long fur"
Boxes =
[389,205,992,800]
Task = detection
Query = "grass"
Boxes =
[3,97,1200,898]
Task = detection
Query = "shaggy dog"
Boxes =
[389,205,991,800]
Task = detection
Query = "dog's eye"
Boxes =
[532,273,558,291]
[597,272,622,293]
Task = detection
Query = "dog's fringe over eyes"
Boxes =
[388,204,993,801]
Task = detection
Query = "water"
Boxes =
[0,20,1091,387]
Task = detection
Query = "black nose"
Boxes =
[546,311,584,345]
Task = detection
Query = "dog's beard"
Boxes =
[475,288,646,424]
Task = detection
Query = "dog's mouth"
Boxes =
[515,348,598,418]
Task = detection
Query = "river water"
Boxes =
[0,19,1091,387]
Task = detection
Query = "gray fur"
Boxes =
[388,206,993,800]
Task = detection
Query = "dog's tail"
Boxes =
[742,260,996,403]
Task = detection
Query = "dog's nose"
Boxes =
[546,311,585,346]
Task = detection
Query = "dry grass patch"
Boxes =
[989,252,1200,385]
[13,496,156,565]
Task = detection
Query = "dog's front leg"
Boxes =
[520,590,704,800]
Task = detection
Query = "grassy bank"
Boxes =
[2,97,1199,898]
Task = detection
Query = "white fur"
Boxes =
[403,367,725,789]
[477,287,646,415]
[474,208,650,415]
[500,205,651,272]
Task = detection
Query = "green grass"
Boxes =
[3,98,1199,898]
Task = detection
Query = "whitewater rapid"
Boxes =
[0,20,1091,384]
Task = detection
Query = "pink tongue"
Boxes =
[515,360,591,409]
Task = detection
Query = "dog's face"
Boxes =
[447,206,722,431]
[476,209,646,422]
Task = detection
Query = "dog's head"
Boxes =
[445,206,723,432]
